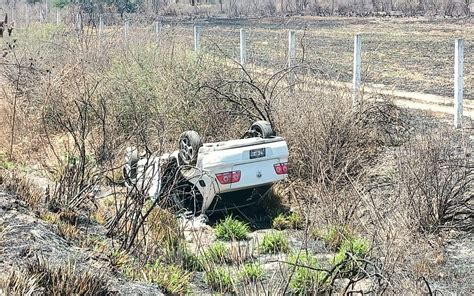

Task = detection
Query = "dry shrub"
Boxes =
[0,169,43,209]
[396,127,473,233]
[0,270,41,295]
[2,257,108,296]
[57,222,81,241]
[276,88,406,227]
[279,91,405,187]
[148,207,183,250]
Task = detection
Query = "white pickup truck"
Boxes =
[123,121,289,215]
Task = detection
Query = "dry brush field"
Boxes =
[0,16,473,295]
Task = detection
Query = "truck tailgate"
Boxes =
[230,158,284,189]
[198,140,288,168]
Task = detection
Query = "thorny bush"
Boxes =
[396,127,473,233]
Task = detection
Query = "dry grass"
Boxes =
[1,257,108,296]
[0,169,43,209]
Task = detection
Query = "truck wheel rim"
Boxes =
[180,138,193,163]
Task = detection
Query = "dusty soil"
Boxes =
[0,193,164,295]
[431,231,474,294]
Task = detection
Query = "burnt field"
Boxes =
[157,16,474,99]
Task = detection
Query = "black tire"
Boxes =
[169,182,204,216]
[178,131,203,166]
[250,121,275,138]
[123,147,139,186]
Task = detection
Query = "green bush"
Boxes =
[144,261,192,295]
[239,263,264,282]
[215,216,250,241]
[288,252,329,295]
[272,214,290,230]
[272,212,303,230]
[201,242,228,265]
[332,237,370,267]
[205,267,234,293]
[259,232,290,254]
[320,225,355,250]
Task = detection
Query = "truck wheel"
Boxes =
[178,131,202,166]
[168,181,204,216]
[123,147,139,187]
[250,121,275,138]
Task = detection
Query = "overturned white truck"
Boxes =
[123,121,289,215]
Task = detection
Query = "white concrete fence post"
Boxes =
[194,26,202,51]
[155,21,161,38]
[124,20,129,41]
[288,30,297,91]
[99,16,104,35]
[288,30,296,67]
[240,28,247,66]
[454,38,464,129]
[352,34,362,107]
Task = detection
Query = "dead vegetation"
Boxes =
[396,128,473,233]
[0,18,472,295]
[1,256,108,296]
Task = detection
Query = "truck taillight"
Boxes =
[216,171,241,185]
[274,163,288,175]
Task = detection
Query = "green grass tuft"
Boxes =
[332,237,370,268]
[205,266,234,293]
[288,252,329,295]
[272,212,303,230]
[239,262,264,282]
[144,261,192,295]
[272,213,290,230]
[259,231,290,254]
[319,225,355,250]
[287,212,303,229]
[215,216,250,241]
[200,242,228,265]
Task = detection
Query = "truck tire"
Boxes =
[178,131,202,166]
[250,121,275,138]
[123,147,139,187]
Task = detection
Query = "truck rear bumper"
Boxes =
[206,185,272,213]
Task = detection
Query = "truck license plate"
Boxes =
[250,148,266,159]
